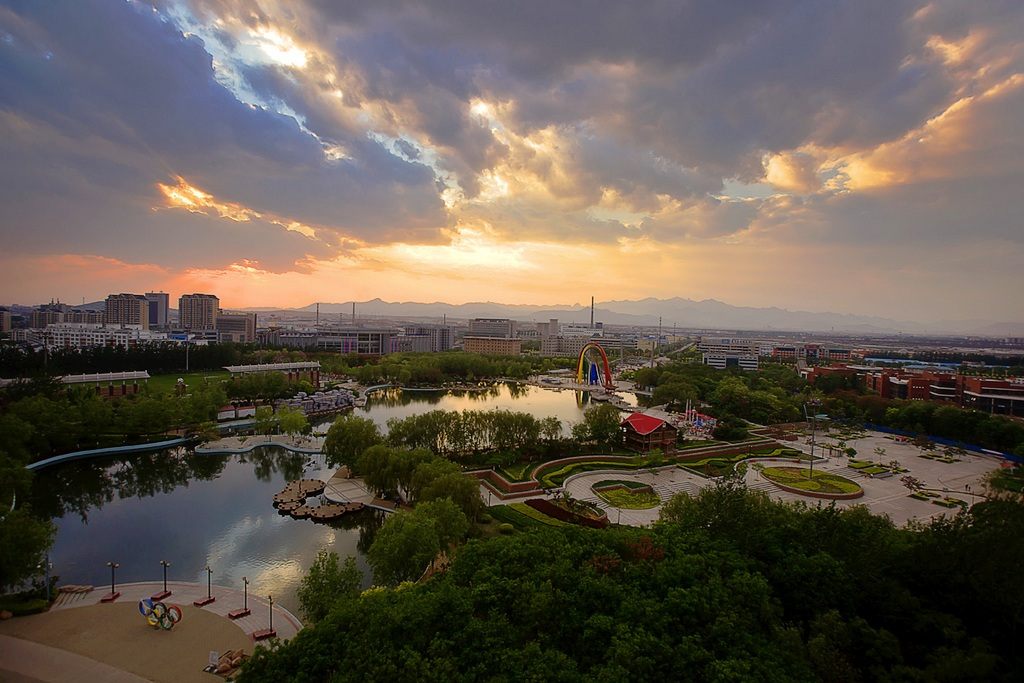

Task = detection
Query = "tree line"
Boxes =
[628,361,1024,455]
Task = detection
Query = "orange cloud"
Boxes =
[156,176,319,239]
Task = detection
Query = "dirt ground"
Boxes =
[0,602,252,683]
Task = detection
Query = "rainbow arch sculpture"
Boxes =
[575,342,615,389]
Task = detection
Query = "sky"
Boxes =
[1,0,1023,323]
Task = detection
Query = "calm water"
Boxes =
[36,383,628,615]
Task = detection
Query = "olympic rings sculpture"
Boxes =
[138,598,183,630]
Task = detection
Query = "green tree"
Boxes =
[0,507,57,592]
[409,458,462,502]
[420,473,484,521]
[296,549,363,624]
[323,414,383,468]
[571,403,623,446]
[366,511,441,586]
[357,445,400,498]
[254,405,276,441]
[276,405,309,442]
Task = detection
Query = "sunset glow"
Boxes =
[1,1,1022,325]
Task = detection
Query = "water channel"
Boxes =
[33,383,634,615]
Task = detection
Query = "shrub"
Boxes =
[477,513,492,524]
[498,523,514,534]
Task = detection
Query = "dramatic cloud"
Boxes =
[1,0,1022,322]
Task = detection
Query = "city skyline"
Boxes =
[2,1,1024,322]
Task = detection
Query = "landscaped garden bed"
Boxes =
[535,459,642,488]
[760,467,863,499]
[487,503,568,530]
[592,480,660,509]
[932,496,967,508]
[528,498,608,528]
[678,446,806,478]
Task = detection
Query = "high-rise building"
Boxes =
[145,292,170,328]
[178,293,219,331]
[105,293,150,328]
[0,308,11,335]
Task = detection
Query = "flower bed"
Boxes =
[760,467,863,499]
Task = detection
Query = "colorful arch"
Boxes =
[575,343,615,389]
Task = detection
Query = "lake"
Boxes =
[34,383,630,615]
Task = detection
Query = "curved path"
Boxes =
[26,438,194,471]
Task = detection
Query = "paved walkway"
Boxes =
[0,581,302,683]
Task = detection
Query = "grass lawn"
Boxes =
[594,485,661,510]
[146,371,231,395]
[761,467,862,495]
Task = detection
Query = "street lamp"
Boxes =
[243,576,249,611]
[42,555,53,603]
[803,402,827,481]
[101,561,121,602]
[160,560,171,593]
[205,565,213,599]
[268,594,274,632]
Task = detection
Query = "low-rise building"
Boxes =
[620,413,678,453]
[216,312,257,343]
[463,336,522,355]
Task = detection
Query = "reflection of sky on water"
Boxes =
[46,454,374,615]
[358,383,600,436]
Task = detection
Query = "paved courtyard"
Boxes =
[0,581,301,683]
[537,430,1004,527]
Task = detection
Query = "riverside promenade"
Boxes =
[0,581,301,683]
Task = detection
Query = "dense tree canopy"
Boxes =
[243,485,1024,682]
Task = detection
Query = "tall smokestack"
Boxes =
[352,301,356,323]
[590,296,594,327]
[316,302,320,326]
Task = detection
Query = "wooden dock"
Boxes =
[273,476,371,521]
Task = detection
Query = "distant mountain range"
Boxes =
[5,297,1016,336]
[242,297,1024,337]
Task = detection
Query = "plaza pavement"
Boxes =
[0,581,302,683]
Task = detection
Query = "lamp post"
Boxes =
[204,565,213,599]
[268,594,274,632]
[803,402,827,481]
[243,576,249,611]
[43,555,52,603]
[160,560,170,593]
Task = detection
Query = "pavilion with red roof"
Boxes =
[620,413,678,453]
